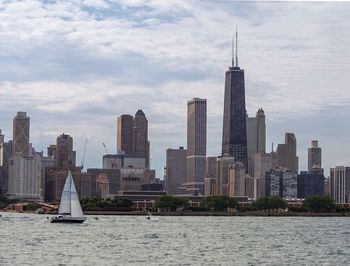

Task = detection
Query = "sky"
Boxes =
[0,0,350,178]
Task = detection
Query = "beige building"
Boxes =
[228,162,246,197]
[246,108,266,177]
[216,156,235,195]
[187,98,207,185]
[254,152,278,197]
[96,173,110,199]
[8,155,42,199]
[277,133,299,173]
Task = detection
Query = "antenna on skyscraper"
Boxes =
[232,35,235,67]
[235,25,238,67]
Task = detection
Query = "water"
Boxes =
[1,212,350,265]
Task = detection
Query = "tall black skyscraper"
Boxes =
[221,31,248,171]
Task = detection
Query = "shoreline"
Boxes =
[2,209,350,217]
[83,211,350,217]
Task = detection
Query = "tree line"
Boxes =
[78,195,340,213]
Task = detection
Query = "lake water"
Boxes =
[0,212,349,265]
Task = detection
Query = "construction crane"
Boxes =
[102,142,108,154]
[81,139,88,170]
[102,142,118,169]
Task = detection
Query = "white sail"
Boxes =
[58,171,84,218]
[58,172,72,215]
[69,174,84,218]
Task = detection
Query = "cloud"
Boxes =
[0,1,350,175]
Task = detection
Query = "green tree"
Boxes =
[154,196,188,211]
[302,196,336,212]
[201,196,238,211]
[253,196,287,212]
[111,197,133,208]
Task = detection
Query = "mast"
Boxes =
[69,171,72,215]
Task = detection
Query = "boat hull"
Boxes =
[50,216,86,224]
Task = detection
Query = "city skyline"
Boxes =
[0,1,350,177]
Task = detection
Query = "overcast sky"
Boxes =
[0,0,349,177]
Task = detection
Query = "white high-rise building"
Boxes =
[330,166,350,203]
[8,155,42,199]
[187,98,207,186]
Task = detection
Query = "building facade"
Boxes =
[308,140,321,171]
[329,166,350,203]
[265,168,297,198]
[187,98,207,184]
[103,154,146,170]
[117,110,150,169]
[276,133,299,173]
[8,155,42,199]
[56,134,76,168]
[246,108,266,177]
[297,171,325,198]
[228,162,246,197]
[165,147,187,195]
[96,173,110,199]
[12,112,30,156]
[133,110,149,168]
[216,156,235,195]
[117,114,134,155]
[254,152,277,198]
[222,34,248,171]
[87,168,121,197]
[45,167,91,201]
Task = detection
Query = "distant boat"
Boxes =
[146,211,158,221]
[51,171,86,224]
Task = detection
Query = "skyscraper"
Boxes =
[13,112,30,156]
[246,108,266,176]
[56,134,76,168]
[165,147,187,195]
[117,114,134,155]
[265,168,297,198]
[254,151,277,197]
[117,110,150,169]
[8,155,42,199]
[0,130,4,194]
[329,166,350,203]
[297,171,324,198]
[228,162,246,197]
[133,110,149,168]
[0,130,4,145]
[308,140,321,171]
[276,133,299,173]
[216,156,235,195]
[222,31,248,171]
[187,98,207,184]
[0,140,13,195]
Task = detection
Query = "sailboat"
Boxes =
[51,171,86,224]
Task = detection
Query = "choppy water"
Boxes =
[0,212,350,265]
